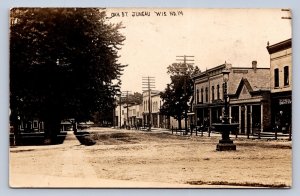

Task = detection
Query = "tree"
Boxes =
[160,63,200,130]
[10,8,126,142]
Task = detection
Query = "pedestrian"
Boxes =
[275,111,284,133]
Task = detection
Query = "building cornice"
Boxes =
[267,38,292,54]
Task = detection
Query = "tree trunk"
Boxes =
[73,122,77,134]
[44,118,61,144]
[178,116,182,130]
[12,122,19,146]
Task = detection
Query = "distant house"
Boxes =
[17,118,44,133]
[267,38,292,133]
[14,118,76,133]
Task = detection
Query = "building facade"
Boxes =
[128,104,143,128]
[115,103,127,128]
[267,38,292,133]
[142,90,166,128]
[192,61,271,134]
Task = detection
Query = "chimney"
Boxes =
[252,60,257,72]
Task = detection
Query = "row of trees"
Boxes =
[160,63,200,129]
[10,8,198,141]
[10,8,126,142]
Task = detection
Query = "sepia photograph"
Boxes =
[9,8,292,188]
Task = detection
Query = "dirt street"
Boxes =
[9,127,292,188]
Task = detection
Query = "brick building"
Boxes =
[267,38,292,133]
[192,61,271,134]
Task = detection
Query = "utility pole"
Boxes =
[142,76,155,131]
[176,55,194,134]
[113,86,121,129]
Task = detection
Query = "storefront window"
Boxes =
[252,105,261,128]
[231,106,239,123]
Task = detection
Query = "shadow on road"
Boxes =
[11,132,67,146]
[74,131,96,146]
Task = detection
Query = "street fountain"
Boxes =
[213,65,239,151]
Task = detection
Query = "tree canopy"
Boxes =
[10,8,126,139]
[160,63,200,129]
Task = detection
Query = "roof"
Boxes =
[230,78,270,98]
[192,64,226,79]
[266,38,292,54]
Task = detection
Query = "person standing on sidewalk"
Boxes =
[275,111,284,133]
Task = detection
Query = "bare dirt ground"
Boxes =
[9,127,292,188]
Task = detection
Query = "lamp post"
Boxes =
[222,69,230,125]
[214,65,238,151]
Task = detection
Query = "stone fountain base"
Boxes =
[216,140,236,151]
[213,123,239,151]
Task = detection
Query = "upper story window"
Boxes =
[196,89,199,103]
[153,101,157,111]
[217,84,220,100]
[211,86,215,101]
[274,68,279,88]
[205,87,208,102]
[201,88,203,103]
[284,66,289,86]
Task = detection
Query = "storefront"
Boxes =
[229,78,271,134]
[271,92,292,133]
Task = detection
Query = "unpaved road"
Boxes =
[9,127,292,188]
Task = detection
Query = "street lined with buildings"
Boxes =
[114,38,292,139]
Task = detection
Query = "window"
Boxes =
[33,120,38,129]
[196,89,199,103]
[122,110,124,115]
[211,86,215,101]
[284,66,289,86]
[145,100,147,111]
[201,88,203,103]
[217,84,220,100]
[205,87,208,102]
[274,68,279,87]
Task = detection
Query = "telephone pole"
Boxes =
[176,55,194,134]
[121,91,131,129]
[142,76,155,131]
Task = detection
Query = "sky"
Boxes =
[106,8,292,93]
